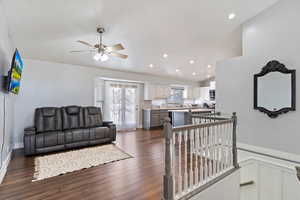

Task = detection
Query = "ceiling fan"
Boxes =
[71,27,128,62]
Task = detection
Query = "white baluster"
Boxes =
[205,126,209,180]
[194,128,199,186]
[225,123,230,169]
[220,124,226,172]
[209,126,213,178]
[173,131,176,196]
[216,125,219,176]
[215,125,219,175]
[230,122,233,167]
[227,122,233,168]
[225,123,229,171]
[215,125,219,176]
[212,125,216,177]
[220,124,225,172]
[218,124,222,174]
[199,127,204,184]
[189,129,194,189]
[178,131,182,195]
[184,130,188,192]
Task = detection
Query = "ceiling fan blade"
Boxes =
[77,40,95,48]
[106,43,125,51]
[70,50,95,53]
[109,52,128,59]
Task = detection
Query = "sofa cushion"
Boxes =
[36,131,65,148]
[89,127,109,140]
[64,129,90,143]
[35,107,62,133]
[62,106,85,130]
[84,107,103,128]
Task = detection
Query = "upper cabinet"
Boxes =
[144,83,201,101]
[184,86,201,99]
[144,82,155,100]
[192,87,201,99]
[144,83,171,100]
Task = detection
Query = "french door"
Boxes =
[104,81,139,131]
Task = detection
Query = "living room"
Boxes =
[1,0,300,200]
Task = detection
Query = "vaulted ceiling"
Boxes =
[2,0,279,81]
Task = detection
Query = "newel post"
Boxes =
[187,110,192,124]
[232,112,239,169]
[163,117,174,200]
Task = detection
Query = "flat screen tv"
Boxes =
[7,49,23,94]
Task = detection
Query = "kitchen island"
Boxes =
[143,107,213,129]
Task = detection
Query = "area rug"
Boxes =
[33,144,132,181]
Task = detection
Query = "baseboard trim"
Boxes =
[13,142,23,150]
[0,151,12,184]
[238,142,300,165]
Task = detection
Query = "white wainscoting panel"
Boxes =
[240,158,300,200]
[240,161,259,200]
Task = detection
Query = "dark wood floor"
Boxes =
[0,129,165,200]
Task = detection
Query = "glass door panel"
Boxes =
[104,81,139,131]
[124,87,137,130]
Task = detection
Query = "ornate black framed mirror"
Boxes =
[254,60,296,118]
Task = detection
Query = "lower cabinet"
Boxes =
[143,110,169,129]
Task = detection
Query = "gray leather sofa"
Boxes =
[24,106,116,156]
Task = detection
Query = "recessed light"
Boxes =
[228,13,236,20]
[189,60,195,64]
[208,65,212,68]
[163,53,168,58]
[207,75,210,78]
[192,72,196,76]
[176,69,180,72]
[149,64,154,68]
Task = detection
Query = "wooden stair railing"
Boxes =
[163,112,239,200]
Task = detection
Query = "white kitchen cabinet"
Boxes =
[162,85,171,99]
[192,87,201,99]
[184,86,193,99]
[144,82,156,100]
[167,87,171,97]
[199,86,211,102]
[155,86,163,99]
[184,86,201,99]
[155,85,170,99]
[144,83,170,100]
[188,86,194,99]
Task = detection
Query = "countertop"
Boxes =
[143,107,214,112]
[167,108,214,113]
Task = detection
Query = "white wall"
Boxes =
[242,0,300,59]
[0,0,15,183]
[216,0,300,155]
[14,59,198,146]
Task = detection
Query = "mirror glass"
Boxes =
[257,72,291,111]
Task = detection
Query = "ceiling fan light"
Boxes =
[100,53,109,62]
[93,53,102,61]
[93,52,109,62]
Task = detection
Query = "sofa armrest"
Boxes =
[24,127,36,156]
[24,127,36,135]
[103,121,116,141]
[103,121,113,126]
